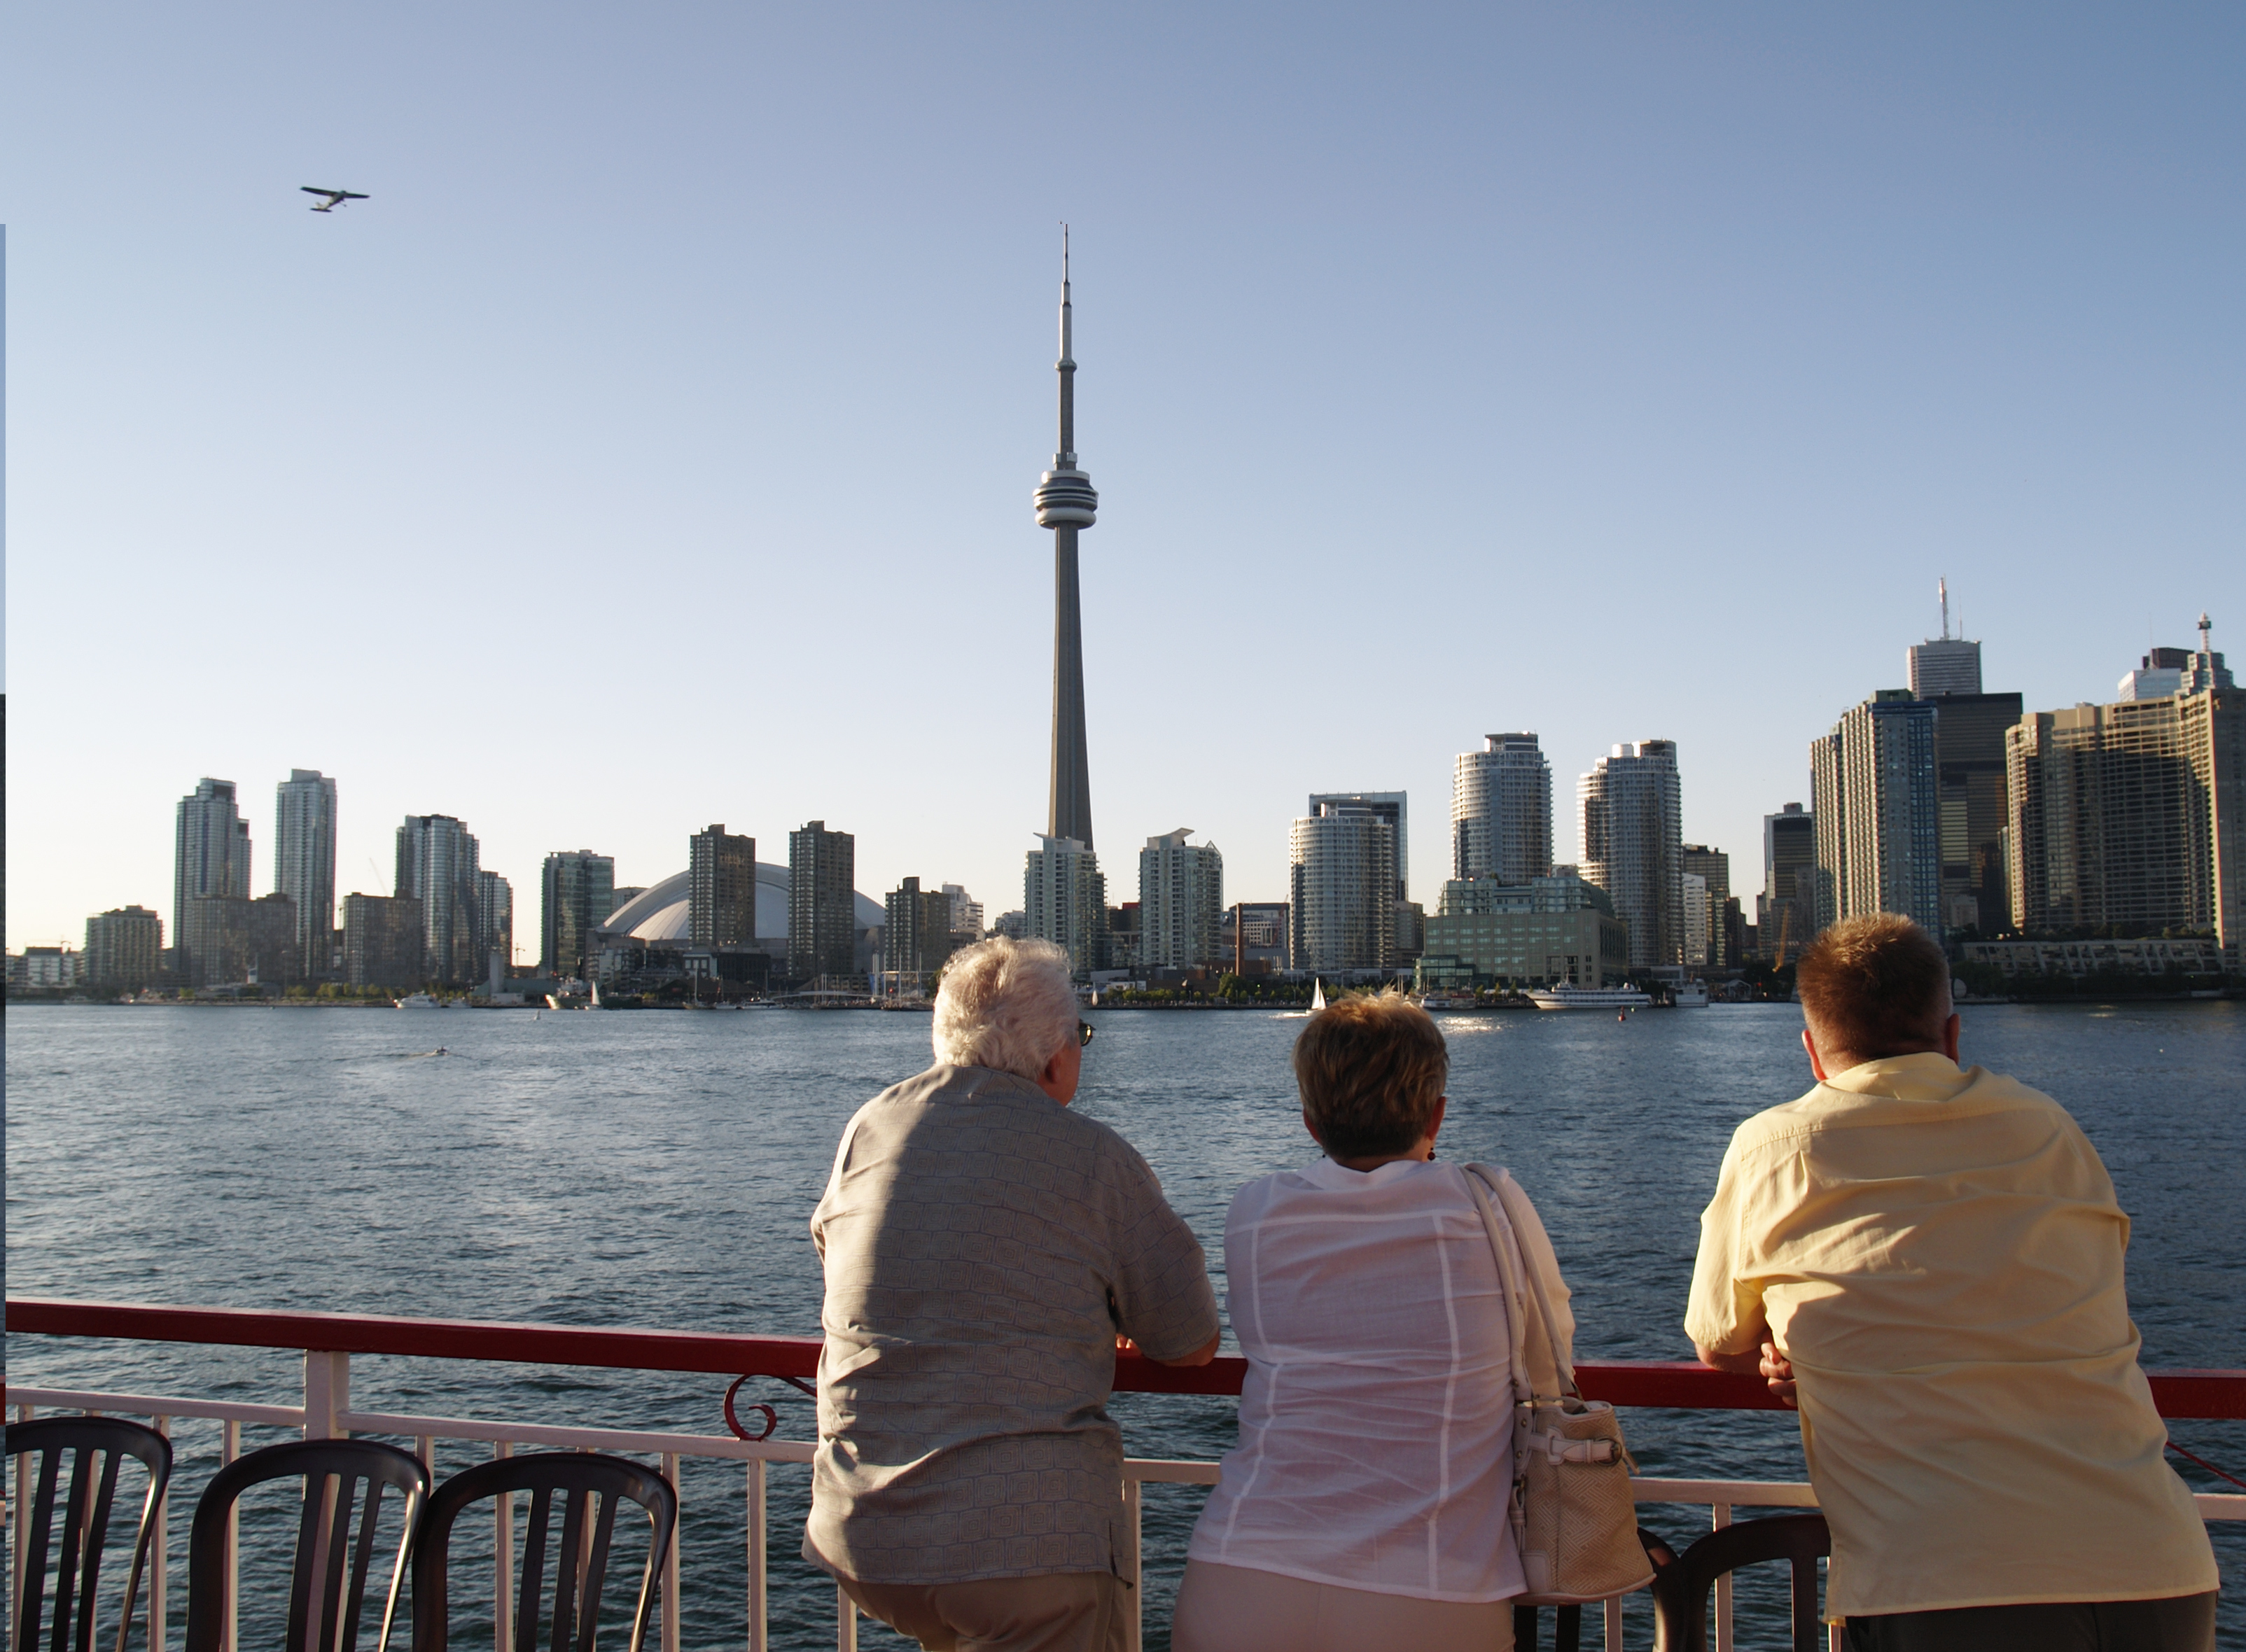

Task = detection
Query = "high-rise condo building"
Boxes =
[1419,872,1626,988]
[540,851,615,981]
[1022,235,1113,967]
[85,905,164,991]
[1025,836,1108,972]
[478,872,513,973]
[1682,874,1710,968]
[246,893,302,986]
[2006,677,2243,950]
[881,876,965,986]
[1288,802,1397,974]
[1760,803,1817,961]
[1578,741,1684,972]
[175,778,254,988]
[273,769,337,974]
[2116,615,2234,701]
[689,825,758,948]
[1810,693,1943,939]
[398,816,484,985]
[942,884,984,944]
[1138,830,1225,969]
[344,893,426,990]
[1308,792,1409,899]
[1906,578,1983,697]
[1452,735,1552,885]
[788,821,858,982]
[1680,844,1731,967]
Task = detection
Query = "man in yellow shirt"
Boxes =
[1687,915,2218,1651]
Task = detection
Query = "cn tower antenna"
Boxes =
[1033,226,1098,848]
[1939,576,1951,640]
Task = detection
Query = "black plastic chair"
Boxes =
[185,1438,431,1652]
[1512,1527,1679,1651]
[1652,1513,1830,1652]
[410,1452,677,1652]
[9,1416,174,1652]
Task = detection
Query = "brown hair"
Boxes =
[1794,914,1951,1066]
[1292,988,1449,1159]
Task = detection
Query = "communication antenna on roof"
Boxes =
[1938,576,1951,640]
[2201,612,2214,654]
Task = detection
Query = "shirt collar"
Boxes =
[1822,1050,1966,1098]
[1298,1155,1436,1189]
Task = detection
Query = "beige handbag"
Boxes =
[1465,1164,1654,1606]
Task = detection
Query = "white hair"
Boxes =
[932,937,1078,1080]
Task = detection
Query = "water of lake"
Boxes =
[8,1000,2242,1648]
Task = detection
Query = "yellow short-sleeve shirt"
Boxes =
[1685,1052,2215,1617]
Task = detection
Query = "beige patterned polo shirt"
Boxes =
[803,1063,1219,1585]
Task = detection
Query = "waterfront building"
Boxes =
[1218,902,1290,975]
[1680,844,1732,967]
[1288,802,1396,974]
[8,946,83,991]
[1025,835,1108,972]
[942,884,984,944]
[1958,937,2231,981]
[788,821,857,981]
[479,872,513,974]
[1906,579,1983,697]
[991,910,1028,940]
[1682,873,1710,968]
[1452,734,1551,884]
[1918,688,2024,934]
[272,769,337,974]
[174,778,253,987]
[1308,792,1409,899]
[1418,872,1628,988]
[1810,693,1942,939]
[540,850,615,981]
[1759,803,1818,961]
[344,893,426,990]
[882,876,964,987]
[690,825,758,948]
[1137,829,1225,969]
[1578,741,1684,972]
[2117,615,2233,701]
[398,816,484,985]
[85,905,162,991]
[2006,682,2244,951]
[246,893,302,986]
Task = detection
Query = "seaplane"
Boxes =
[301,186,369,212]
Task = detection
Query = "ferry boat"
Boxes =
[1524,983,1653,1011]
[1671,981,1710,1007]
[1418,990,1479,1011]
[394,992,442,1009]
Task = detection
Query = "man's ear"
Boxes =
[1801,1026,1832,1083]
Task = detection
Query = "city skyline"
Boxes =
[8,6,2243,945]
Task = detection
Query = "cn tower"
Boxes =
[1033,227,1099,849]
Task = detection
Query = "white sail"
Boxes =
[1311,979,1326,1011]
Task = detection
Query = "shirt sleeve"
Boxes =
[1684,1130,1769,1356]
[1495,1172,1576,1372]
[1103,1141,1220,1364]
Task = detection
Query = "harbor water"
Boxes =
[7,1001,2243,1648]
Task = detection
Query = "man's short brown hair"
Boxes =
[1795,914,1952,1066]
[1292,988,1448,1160]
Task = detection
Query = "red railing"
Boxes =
[11,1297,2245,1418]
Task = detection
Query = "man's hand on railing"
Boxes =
[1117,1331,1223,1368]
[1758,1341,1798,1408]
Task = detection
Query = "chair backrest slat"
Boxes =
[514,1489,554,1652]
[8,1419,173,1652]
[1652,1513,1831,1652]
[573,1494,625,1652]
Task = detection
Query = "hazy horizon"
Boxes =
[6,2,2241,951]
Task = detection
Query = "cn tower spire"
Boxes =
[1034,226,1098,848]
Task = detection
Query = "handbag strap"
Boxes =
[1465,1163,1581,1404]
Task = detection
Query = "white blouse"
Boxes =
[1187,1157,1574,1603]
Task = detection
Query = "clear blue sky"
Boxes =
[6,1,2241,953]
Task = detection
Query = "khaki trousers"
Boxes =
[837,1571,1128,1652]
[1171,1560,1516,1652]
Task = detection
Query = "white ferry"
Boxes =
[1671,981,1710,1007]
[394,992,442,1009]
[1418,990,1479,1011]
[1524,983,1653,1011]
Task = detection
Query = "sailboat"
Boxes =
[1311,979,1327,1011]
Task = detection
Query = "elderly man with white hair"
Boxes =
[804,937,1220,1652]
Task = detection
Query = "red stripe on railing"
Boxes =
[11,1298,2244,1418]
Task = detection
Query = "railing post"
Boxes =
[1120,1479,1143,1652]
[1713,1502,1733,1652]
[836,1585,857,1652]
[14,1406,34,1652]
[152,1415,173,1652]
[1605,1593,1623,1652]
[222,1422,242,1652]
[661,1453,682,1652]
[494,1443,515,1652]
[745,1461,767,1652]
[302,1351,350,1440]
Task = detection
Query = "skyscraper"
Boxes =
[1680,844,1731,967]
[1578,741,1684,972]
[175,778,253,987]
[1810,693,1943,939]
[479,871,514,973]
[273,769,337,974]
[1452,734,1552,886]
[2006,682,2242,948]
[689,825,758,948]
[788,821,857,982]
[398,816,484,985]
[1025,836,1108,972]
[1760,802,1817,960]
[881,876,963,986]
[1288,802,1397,974]
[1138,829,1225,969]
[540,851,615,981]
[85,905,163,992]
[1034,229,1098,851]
[2116,614,2234,701]
[1907,578,1983,697]
[344,893,425,990]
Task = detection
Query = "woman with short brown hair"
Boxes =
[1171,990,1578,1652]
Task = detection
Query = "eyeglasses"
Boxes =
[1078,1019,1096,1047]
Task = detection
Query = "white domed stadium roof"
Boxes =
[597,863,881,944]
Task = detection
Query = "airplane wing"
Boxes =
[339,190,369,200]
[302,186,336,196]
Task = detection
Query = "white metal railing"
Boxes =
[12,1358,2244,1652]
